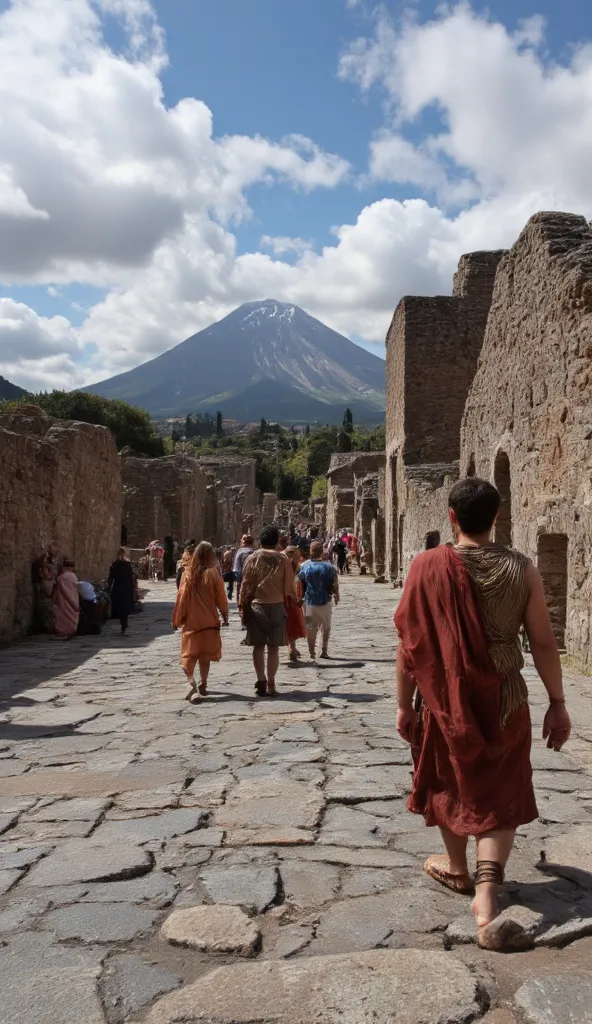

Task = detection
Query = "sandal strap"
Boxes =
[475,860,505,886]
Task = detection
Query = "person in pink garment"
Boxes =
[52,560,80,638]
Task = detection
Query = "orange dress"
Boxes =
[172,568,229,668]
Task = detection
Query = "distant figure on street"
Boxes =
[394,477,571,951]
[278,535,289,551]
[221,547,235,599]
[333,535,348,575]
[163,535,176,581]
[52,560,80,639]
[108,547,136,635]
[298,541,339,660]
[425,530,441,550]
[172,541,229,703]
[176,540,196,590]
[285,545,307,663]
[239,526,296,697]
[233,534,255,606]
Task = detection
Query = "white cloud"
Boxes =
[3,1,592,394]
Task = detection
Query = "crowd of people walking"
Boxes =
[170,524,342,703]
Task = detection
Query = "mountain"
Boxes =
[0,376,27,400]
[84,300,386,422]
[200,379,381,424]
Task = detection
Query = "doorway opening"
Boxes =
[537,534,568,650]
[389,454,398,579]
[494,451,512,546]
[398,514,405,580]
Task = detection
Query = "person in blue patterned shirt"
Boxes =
[297,542,339,660]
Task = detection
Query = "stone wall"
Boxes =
[198,458,257,546]
[326,453,386,535]
[385,250,504,579]
[122,455,208,548]
[461,211,592,668]
[0,406,121,641]
[354,473,379,569]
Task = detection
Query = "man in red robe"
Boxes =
[394,477,571,949]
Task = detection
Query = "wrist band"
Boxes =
[549,697,566,705]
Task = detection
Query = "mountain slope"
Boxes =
[200,379,381,424]
[84,300,385,419]
[0,376,27,400]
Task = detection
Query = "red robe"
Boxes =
[394,545,537,835]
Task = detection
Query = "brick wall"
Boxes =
[122,455,208,547]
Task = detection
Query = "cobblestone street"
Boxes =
[2,576,592,1023]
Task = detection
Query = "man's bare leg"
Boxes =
[198,660,210,696]
[182,661,197,700]
[440,827,470,875]
[267,646,280,694]
[253,646,266,690]
[474,829,515,923]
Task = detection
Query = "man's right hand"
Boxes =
[543,703,572,751]
[397,706,418,744]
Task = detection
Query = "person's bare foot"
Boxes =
[184,682,196,701]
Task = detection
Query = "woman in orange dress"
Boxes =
[172,542,229,703]
[285,546,307,663]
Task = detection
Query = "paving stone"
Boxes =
[540,826,592,882]
[279,845,415,868]
[515,976,592,1023]
[280,861,340,908]
[340,868,401,897]
[261,742,325,764]
[80,870,178,907]
[326,766,409,802]
[318,804,388,847]
[533,770,592,793]
[43,901,158,942]
[10,820,96,841]
[100,955,182,1024]
[91,808,206,845]
[26,797,110,822]
[0,933,105,1024]
[273,724,318,743]
[0,868,24,894]
[311,890,454,954]
[225,827,315,846]
[7,704,100,733]
[268,924,314,958]
[537,792,591,825]
[145,949,485,1024]
[161,905,261,956]
[200,864,279,914]
[214,778,324,831]
[24,839,153,886]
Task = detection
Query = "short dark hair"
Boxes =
[425,531,440,550]
[448,477,500,535]
[310,540,323,558]
[260,525,280,549]
[243,534,254,546]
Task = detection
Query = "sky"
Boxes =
[0,0,591,392]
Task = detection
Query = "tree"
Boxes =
[343,408,354,430]
[337,428,353,453]
[306,437,334,477]
[216,411,223,436]
[259,417,267,437]
[5,391,165,456]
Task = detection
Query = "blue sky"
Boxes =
[1,0,592,390]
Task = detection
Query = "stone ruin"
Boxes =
[122,455,209,548]
[326,453,385,571]
[381,210,592,669]
[0,406,122,641]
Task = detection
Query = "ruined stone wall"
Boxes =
[326,453,385,535]
[385,250,504,579]
[354,473,380,570]
[461,211,592,668]
[122,455,208,548]
[398,463,458,574]
[0,407,121,641]
[198,458,257,546]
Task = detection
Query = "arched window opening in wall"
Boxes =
[493,451,512,546]
[537,533,568,650]
[467,454,476,478]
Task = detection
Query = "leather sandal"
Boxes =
[255,680,267,697]
[472,860,505,949]
[424,855,475,895]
